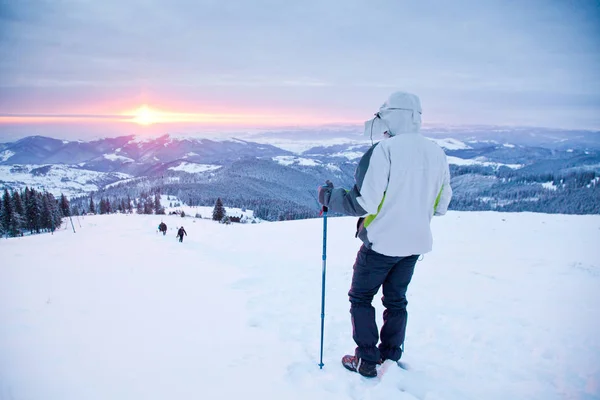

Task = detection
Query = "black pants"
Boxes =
[178,235,184,242]
[348,245,419,363]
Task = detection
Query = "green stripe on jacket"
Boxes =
[363,192,387,229]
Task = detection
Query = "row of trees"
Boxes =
[451,164,599,188]
[1,185,295,239]
[1,187,67,238]
[137,193,165,215]
[448,165,600,214]
[88,196,134,215]
[70,190,166,216]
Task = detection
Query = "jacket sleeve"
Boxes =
[434,158,452,216]
[327,142,389,216]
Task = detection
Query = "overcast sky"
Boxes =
[0,0,599,138]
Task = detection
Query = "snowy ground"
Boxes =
[1,212,599,400]
[159,196,259,221]
[0,165,131,197]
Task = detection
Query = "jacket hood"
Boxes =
[363,91,422,138]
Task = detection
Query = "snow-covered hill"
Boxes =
[0,134,290,169]
[0,165,131,197]
[1,212,599,400]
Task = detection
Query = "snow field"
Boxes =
[1,211,599,400]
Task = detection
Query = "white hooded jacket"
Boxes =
[324,92,452,257]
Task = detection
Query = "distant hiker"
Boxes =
[317,91,452,378]
[176,226,187,242]
[158,222,167,236]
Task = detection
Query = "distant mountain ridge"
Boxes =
[1,126,599,217]
[0,134,292,173]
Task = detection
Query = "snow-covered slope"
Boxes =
[159,195,259,222]
[428,138,472,150]
[446,155,523,169]
[252,137,370,154]
[1,212,598,400]
[0,150,15,162]
[167,162,221,173]
[0,165,131,197]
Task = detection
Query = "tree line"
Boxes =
[0,187,68,238]
[70,190,165,216]
[449,166,600,214]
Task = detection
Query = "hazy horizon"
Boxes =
[1,0,599,137]
[2,121,600,144]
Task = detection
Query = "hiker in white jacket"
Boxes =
[317,91,452,378]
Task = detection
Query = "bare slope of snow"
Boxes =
[255,138,370,154]
[103,154,134,163]
[1,212,599,400]
[160,195,258,221]
[446,156,523,169]
[272,156,321,166]
[0,150,15,162]
[167,162,222,173]
[428,138,472,150]
[0,165,131,197]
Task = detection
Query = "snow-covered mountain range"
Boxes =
[1,126,599,215]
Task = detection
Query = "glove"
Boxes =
[317,180,334,206]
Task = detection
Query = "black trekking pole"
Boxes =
[319,205,328,369]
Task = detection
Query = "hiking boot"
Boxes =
[341,355,377,378]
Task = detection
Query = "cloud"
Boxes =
[0,0,599,129]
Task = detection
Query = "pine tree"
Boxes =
[0,197,4,237]
[13,190,24,217]
[212,197,225,221]
[99,198,107,215]
[25,188,42,234]
[106,198,112,214]
[127,196,133,213]
[155,193,165,214]
[33,190,42,234]
[41,193,52,232]
[2,189,14,236]
[144,196,154,214]
[47,192,62,230]
[23,187,31,231]
[11,190,25,235]
[60,194,70,217]
[89,195,96,214]
[136,199,144,214]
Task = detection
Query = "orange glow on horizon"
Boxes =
[0,105,361,127]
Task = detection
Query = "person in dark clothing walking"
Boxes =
[159,222,167,236]
[317,92,452,378]
[176,226,187,242]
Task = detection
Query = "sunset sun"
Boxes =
[132,105,159,125]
